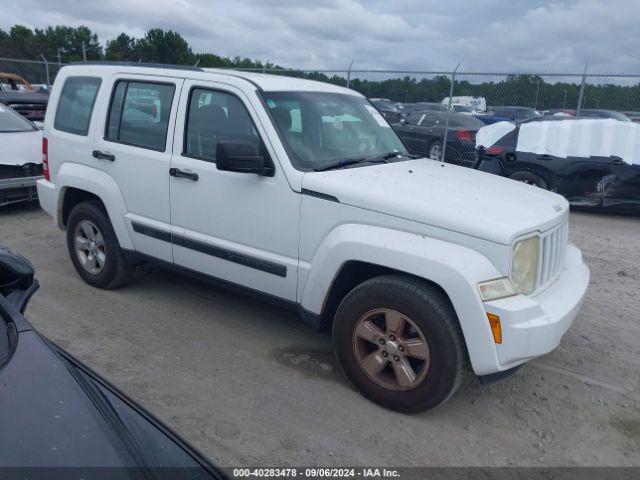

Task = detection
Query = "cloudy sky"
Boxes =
[1,0,639,74]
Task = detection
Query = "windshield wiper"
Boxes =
[314,157,388,172]
[379,151,421,160]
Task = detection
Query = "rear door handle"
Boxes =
[169,168,199,181]
[537,154,552,160]
[92,150,115,162]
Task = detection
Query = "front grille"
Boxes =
[537,217,569,290]
[8,103,47,120]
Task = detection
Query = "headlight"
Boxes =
[478,277,516,301]
[511,236,540,295]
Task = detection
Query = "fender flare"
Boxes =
[54,163,134,250]
[300,224,504,375]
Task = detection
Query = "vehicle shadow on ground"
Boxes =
[0,201,42,217]
[130,262,487,412]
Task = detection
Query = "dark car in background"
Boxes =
[476,117,640,213]
[393,110,485,167]
[0,73,49,122]
[578,109,631,121]
[489,106,541,122]
[545,109,576,117]
[369,98,402,123]
[400,102,449,116]
[0,247,226,479]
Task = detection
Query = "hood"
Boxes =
[302,159,568,245]
[0,130,42,166]
[0,91,50,103]
[0,330,217,473]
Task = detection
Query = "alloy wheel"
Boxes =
[352,308,431,391]
[74,220,106,275]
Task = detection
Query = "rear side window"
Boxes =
[184,88,260,162]
[53,77,101,135]
[106,80,175,151]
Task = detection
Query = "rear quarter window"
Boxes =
[53,77,101,136]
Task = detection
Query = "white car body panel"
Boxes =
[302,160,569,245]
[0,130,42,166]
[169,79,300,301]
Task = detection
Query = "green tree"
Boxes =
[34,26,102,61]
[1,25,39,58]
[135,29,193,64]
[105,33,137,61]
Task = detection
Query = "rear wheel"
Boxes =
[428,140,443,161]
[332,275,465,413]
[66,202,132,289]
[509,171,548,189]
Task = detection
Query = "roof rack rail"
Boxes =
[69,61,204,72]
[67,61,264,90]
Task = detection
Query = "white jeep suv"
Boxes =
[37,64,589,412]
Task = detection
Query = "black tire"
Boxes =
[509,171,548,189]
[428,140,443,161]
[66,202,133,289]
[332,275,465,413]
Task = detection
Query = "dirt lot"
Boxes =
[1,204,638,467]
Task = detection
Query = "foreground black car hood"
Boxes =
[0,320,222,478]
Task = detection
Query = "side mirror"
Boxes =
[216,141,273,176]
[0,247,38,313]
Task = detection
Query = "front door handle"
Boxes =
[92,150,115,161]
[169,168,199,181]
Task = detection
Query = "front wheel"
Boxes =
[332,275,465,413]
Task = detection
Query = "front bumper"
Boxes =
[0,175,43,206]
[482,244,589,371]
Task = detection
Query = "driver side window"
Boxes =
[184,88,260,162]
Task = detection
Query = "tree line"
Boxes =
[1,25,638,111]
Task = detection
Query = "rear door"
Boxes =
[396,113,439,156]
[92,75,184,262]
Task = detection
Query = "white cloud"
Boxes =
[1,0,638,74]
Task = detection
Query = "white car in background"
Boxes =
[442,96,487,114]
[0,103,43,206]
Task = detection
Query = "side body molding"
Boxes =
[299,224,503,375]
[53,163,134,250]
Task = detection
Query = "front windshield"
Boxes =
[262,92,408,171]
[0,104,35,132]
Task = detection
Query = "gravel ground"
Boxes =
[0,203,638,467]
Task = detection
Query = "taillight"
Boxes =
[457,130,473,141]
[42,136,50,181]
[486,146,504,155]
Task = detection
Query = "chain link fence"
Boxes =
[2,56,640,164]
[0,57,66,86]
